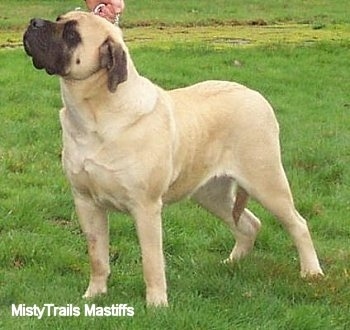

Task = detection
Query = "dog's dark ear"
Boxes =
[99,37,127,93]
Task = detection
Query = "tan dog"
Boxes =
[23,11,323,306]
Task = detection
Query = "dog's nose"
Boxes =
[30,18,45,29]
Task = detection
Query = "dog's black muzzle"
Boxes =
[23,18,69,76]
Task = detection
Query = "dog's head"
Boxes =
[23,11,127,92]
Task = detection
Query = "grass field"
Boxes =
[1,1,350,329]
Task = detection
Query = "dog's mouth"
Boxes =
[23,38,52,74]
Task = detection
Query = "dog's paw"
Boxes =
[300,268,324,279]
[83,283,107,299]
[146,290,168,308]
[221,257,235,265]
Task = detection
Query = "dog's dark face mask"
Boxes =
[23,17,81,76]
[23,12,128,92]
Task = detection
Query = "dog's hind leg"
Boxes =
[234,149,323,277]
[192,176,261,261]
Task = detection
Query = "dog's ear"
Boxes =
[99,37,127,93]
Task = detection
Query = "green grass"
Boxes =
[1,1,350,329]
[1,0,350,30]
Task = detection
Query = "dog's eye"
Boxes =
[63,21,81,47]
[65,31,79,42]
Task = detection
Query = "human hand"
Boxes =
[85,0,125,22]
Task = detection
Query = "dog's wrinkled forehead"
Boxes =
[56,11,123,45]
[56,10,100,24]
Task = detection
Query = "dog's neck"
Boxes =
[59,56,159,136]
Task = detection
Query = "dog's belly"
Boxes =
[163,174,211,203]
[163,158,217,203]
[163,142,230,204]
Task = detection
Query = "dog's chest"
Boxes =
[61,127,132,211]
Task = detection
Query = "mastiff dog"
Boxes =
[23,11,323,306]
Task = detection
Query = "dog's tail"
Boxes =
[232,186,249,225]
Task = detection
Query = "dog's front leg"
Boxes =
[74,194,110,299]
[132,199,167,307]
